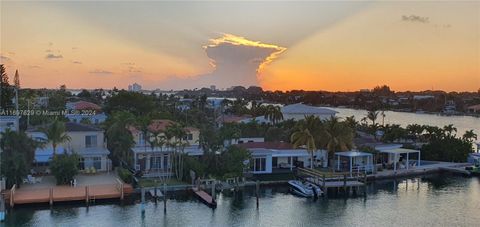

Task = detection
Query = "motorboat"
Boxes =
[288,180,322,198]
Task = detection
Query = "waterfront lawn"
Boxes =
[138,178,189,187]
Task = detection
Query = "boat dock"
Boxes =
[4,182,133,207]
[192,187,216,208]
[296,168,366,194]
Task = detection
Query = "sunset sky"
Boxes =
[1,1,479,92]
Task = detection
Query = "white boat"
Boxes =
[288,180,322,198]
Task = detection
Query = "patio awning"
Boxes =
[335,151,373,158]
[379,148,420,154]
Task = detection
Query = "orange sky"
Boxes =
[1,1,479,92]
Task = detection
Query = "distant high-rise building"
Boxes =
[210,85,216,91]
[128,83,142,92]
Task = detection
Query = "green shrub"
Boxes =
[117,167,133,184]
[50,153,80,185]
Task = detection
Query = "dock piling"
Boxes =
[256,180,259,209]
[85,186,89,205]
[49,188,53,206]
[211,180,216,204]
[141,188,145,214]
[163,183,167,214]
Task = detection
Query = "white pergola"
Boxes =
[379,148,421,171]
[335,151,374,176]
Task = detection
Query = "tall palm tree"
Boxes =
[443,124,457,137]
[462,130,477,143]
[320,116,354,168]
[264,105,283,125]
[406,124,424,143]
[291,115,322,169]
[291,128,316,169]
[136,116,152,152]
[41,119,71,156]
[105,111,135,166]
[367,110,379,126]
[344,116,358,132]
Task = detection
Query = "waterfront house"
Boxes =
[65,101,107,124]
[467,104,480,114]
[27,122,111,172]
[235,142,327,174]
[376,144,421,171]
[129,119,203,177]
[239,103,338,124]
[281,103,338,121]
[0,116,19,133]
[334,151,374,176]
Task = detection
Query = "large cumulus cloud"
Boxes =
[160,34,286,89]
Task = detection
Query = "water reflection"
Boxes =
[3,175,480,227]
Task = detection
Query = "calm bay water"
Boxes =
[330,107,480,141]
[3,175,480,227]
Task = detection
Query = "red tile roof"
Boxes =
[147,120,175,133]
[73,101,101,111]
[128,119,195,134]
[216,115,251,123]
[235,142,294,150]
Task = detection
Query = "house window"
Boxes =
[139,133,146,146]
[184,134,193,140]
[93,157,102,170]
[78,157,85,170]
[151,156,162,170]
[254,157,266,172]
[163,154,169,170]
[272,157,278,167]
[85,135,97,148]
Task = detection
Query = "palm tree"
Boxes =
[291,127,316,169]
[320,116,354,168]
[136,116,152,152]
[264,105,283,125]
[443,124,457,137]
[344,116,358,132]
[406,124,424,143]
[462,130,477,143]
[291,115,322,169]
[367,110,379,126]
[165,123,187,180]
[105,111,135,166]
[41,119,71,156]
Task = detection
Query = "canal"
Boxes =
[2,174,479,226]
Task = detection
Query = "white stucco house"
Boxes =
[128,119,203,177]
[235,142,328,174]
[240,103,338,124]
[27,122,111,172]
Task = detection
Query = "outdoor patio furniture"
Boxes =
[27,175,36,184]
[35,177,43,183]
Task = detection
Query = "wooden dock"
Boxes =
[296,168,365,195]
[192,187,216,208]
[5,183,133,207]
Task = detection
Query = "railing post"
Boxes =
[121,183,124,200]
[49,188,53,206]
[10,184,15,207]
[85,186,89,205]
